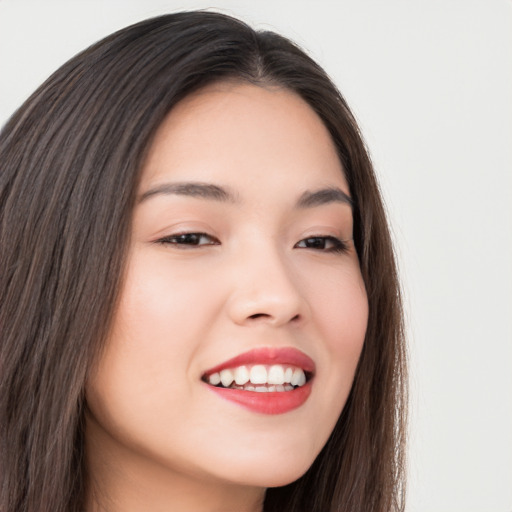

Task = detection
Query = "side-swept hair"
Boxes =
[0,11,406,512]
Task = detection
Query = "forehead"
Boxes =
[140,82,348,195]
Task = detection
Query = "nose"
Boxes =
[226,247,306,328]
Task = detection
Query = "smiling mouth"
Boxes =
[201,347,315,414]
[202,364,312,392]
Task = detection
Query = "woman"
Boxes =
[0,11,407,512]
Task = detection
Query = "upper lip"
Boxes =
[202,347,316,377]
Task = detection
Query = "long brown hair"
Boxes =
[0,11,407,512]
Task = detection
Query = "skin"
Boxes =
[85,82,369,512]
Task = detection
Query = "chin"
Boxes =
[217,451,315,489]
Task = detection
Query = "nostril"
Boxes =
[248,313,270,320]
[247,313,301,322]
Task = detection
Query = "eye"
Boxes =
[294,236,349,253]
[156,232,220,247]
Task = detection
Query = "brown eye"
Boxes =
[294,236,348,253]
[157,232,220,247]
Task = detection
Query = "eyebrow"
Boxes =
[138,181,352,208]
[296,187,353,209]
[138,182,238,203]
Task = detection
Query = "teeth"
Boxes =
[290,368,306,387]
[208,372,221,386]
[250,365,267,384]
[268,365,285,385]
[206,364,308,390]
[220,369,234,387]
[234,366,250,385]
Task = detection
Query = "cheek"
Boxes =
[113,253,223,361]
[122,260,204,338]
[324,279,368,355]
[85,256,216,430]
[306,261,368,352]
[305,262,368,406]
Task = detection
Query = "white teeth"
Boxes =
[208,372,221,386]
[290,368,306,387]
[206,364,309,389]
[267,365,285,385]
[220,369,234,388]
[234,365,250,385]
[250,365,267,384]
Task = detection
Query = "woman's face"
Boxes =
[86,83,368,500]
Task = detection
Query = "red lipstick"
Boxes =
[204,347,315,375]
[202,347,315,415]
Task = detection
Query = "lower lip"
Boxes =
[205,381,312,415]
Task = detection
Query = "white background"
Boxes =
[1,1,511,511]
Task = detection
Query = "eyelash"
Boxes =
[156,232,220,247]
[156,232,349,253]
[294,236,349,253]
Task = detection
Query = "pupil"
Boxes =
[307,238,324,248]
[180,234,198,244]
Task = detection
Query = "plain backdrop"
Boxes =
[1,1,511,511]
